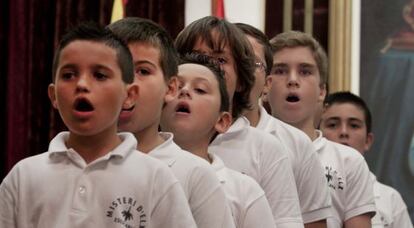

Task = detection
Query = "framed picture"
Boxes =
[360,0,414,221]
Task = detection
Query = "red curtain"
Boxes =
[1,0,185,180]
[125,0,185,39]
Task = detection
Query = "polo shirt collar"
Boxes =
[148,132,178,167]
[256,106,270,130]
[216,116,250,138]
[370,172,381,197]
[210,154,226,183]
[48,131,137,161]
[313,130,327,152]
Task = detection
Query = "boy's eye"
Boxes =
[94,71,108,80]
[299,68,313,76]
[136,68,151,76]
[324,121,338,129]
[61,71,76,80]
[272,67,287,75]
[195,88,206,94]
[216,57,227,65]
[349,123,361,129]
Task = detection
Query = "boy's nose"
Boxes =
[76,75,91,93]
[339,124,349,138]
[178,87,190,98]
[287,72,299,87]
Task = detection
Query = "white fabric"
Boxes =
[211,154,276,228]
[209,117,303,228]
[313,130,376,228]
[0,132,196,228]
[256,106,332,223]
[370,173,413,228]
[149,132,235,228]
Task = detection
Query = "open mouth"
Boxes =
[74,98,94,112]
[175,102,191,114]
[286,94,300,103]
[122,105,135,112]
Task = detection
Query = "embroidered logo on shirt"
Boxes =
[106,196,147,227]
[324,166,344,190]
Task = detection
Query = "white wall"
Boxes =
[185,0,266,31]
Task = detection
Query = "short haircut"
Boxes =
[107,17,179,81]
[175,16,255,118]
[179,53,229,112]
[235,23,273,76]
[270,31,328,86]
[324,91,372,134]
[52,22,134,84]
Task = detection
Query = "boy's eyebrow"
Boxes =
[177,75,211,84]
[325,116,364,123]
[299,63,316,68]
[58,63,114,71]
[93,64,115,73]
[324,116,340,121]
[192,49,225,56]
[59,63,78,70]
[272,63,288,68]
[134,60,157,68]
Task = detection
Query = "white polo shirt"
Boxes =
[0,132,196,228]
[149,132,235,228]
[313,130,376,228]
[209,117,303,228]
[370,173,413,228]
[211,153,276,228]
[256,106,332,223]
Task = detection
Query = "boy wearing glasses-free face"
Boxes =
[320,91,413,228]
[176,16,302,228]
[109,17,234,228]
[0,23,195,228]
[266,31,376,228]
[161,53,276,228]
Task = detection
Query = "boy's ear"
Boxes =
[318,83,327,103]
[165,76,179,103]
[215,111,232,134]
[262,76,273,103]
[364,132,374,152]
[48,83,58,109]
[123,83,139,110]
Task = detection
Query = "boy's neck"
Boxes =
[66,128,121,164]
[290,119,318,141]
[134,124,165,154]
[243,103,260,127]
[175,138,212,163]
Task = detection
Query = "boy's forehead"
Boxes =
[127,42,161,63]
[58,40,119,69]
[178,64,216,82]
[193,33,231,55]
[60,40,116,58]
[274,46,314,60]
[325,103,366,121]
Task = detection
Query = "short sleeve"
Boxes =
[344,156,376,221]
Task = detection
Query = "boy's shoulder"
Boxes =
[211,117,288,161]
[374,180,403,201]
[257,109,313,150]
[327,140,365,162]
[150,132,212,169]
[314,132,364,161]
[213,155,265,205]
[232,116,285,145]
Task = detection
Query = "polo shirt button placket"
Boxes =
[79,186,86,195]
